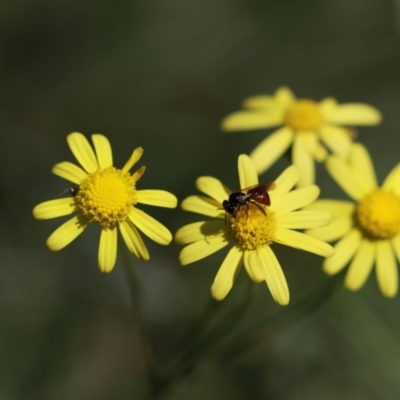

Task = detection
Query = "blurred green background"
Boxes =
[2,0,400,399]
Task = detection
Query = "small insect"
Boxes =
[69,186,79,197]
[222,183,276,216]
[58,186,80,198]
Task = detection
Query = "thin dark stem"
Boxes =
[120,247,157,397]
[152,278,255,398]
[216,275,341,364]
[126,261,339,400]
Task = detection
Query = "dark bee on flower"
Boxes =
[222,183,276,216]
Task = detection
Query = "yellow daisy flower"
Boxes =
[306,143,400,298]
[175,155,333,305]
[33,132,177,273]
[221,86,381,187]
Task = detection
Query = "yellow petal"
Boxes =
[195,177,231,203]
[92,134,113,169]
[270,165,299,201]
[325,103,382,126]
[244,249,264,283]
[345,239,375,291]
[175,221,226,245]
[238,154,258,189]
[119,220,149,260]
[274,228,334,257]
[382,163,400,196]
[131,166,146,182]
[306,215,353,242]
[242,95,275,109]
[292,135,315,187]
[304,200,355,217]
[318,125,352,158]
[348,143,377,191]
[129,208,172,245]
[52,161,87,184]
[272,185,320,214]
[250,127,293,175]
[67,132,98,173]
[326,156,369,201]
[392,234,400,264]
[221,110,282,131]
[181,195,223,218]
[46,215,88,251]
[122,147,143,173]
[179,236,229,265]
[318,97,338,117]
[376,240,398,298]
[278,210,332,230]
[258,246,289,305]
[98,228,117,273]
[211,246,243,300]
[323,228,362,275]
[136,190,177,208]
[33,198,76,220]
[300,131,328,161]
[274,86,296,109]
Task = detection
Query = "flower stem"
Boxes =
[120,247,157,396]
[216,274,341,364]
[153,277,255,397]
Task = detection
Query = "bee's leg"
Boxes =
[251,201,266,215]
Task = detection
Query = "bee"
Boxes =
[222,182,276,216]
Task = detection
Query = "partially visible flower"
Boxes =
[221,86,381,187]
[306,143,400,298]
[175,155,333,305]
[33,132,177,272]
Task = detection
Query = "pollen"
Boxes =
[75,166,139,229]
[284,99,324,131]
[230,204,277,250]
[356,189,400,239]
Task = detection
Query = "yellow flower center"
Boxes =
[356,189,400,239]
[284,99,324,131]
[229,204,277,250]
[75,166,140,229]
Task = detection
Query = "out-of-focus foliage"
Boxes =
[2,1,400,399]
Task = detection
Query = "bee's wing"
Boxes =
[241,182,276,194]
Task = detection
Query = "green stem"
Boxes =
[154,277,255,397]
[216,275,341,364]
[120,247,157,396]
